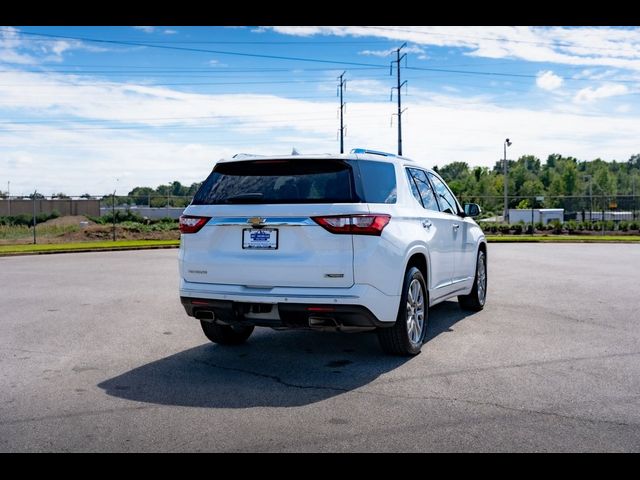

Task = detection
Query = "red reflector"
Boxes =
[179,215,211,234]
[311,214,391,236]
[191,300,211,305]
[307,306,335,312]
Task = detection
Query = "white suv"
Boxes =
[178,149,487,355]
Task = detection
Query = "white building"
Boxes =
[508,208,564,225]
[576,211,633,222]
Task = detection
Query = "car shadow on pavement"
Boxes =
[98,300,473,409]
[426,300,477,341]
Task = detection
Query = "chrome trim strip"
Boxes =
[181,289,359,299]
[208,217,315,226]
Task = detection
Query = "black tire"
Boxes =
[458,249,487,312]
[200,321,254,345]
[377,266,428,356]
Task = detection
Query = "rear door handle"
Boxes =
[452,223,460,230]
[422,219,432,229]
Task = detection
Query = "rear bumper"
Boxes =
[179,279,400,326]
[180,297,389,329]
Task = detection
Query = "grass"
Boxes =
[0,239,180,255]
[487,235,640,243]
[0,224,80,240]
[1,234,638,255]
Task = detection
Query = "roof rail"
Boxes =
[350,148,397,157]
[232,153,266,159]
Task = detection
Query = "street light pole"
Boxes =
[584,175,593,223]
[503,138,512,223]
[633,175,637,221]
[112,189,116,242]
[7,181,10,216]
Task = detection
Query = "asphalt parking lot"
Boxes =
[1,244,639,452]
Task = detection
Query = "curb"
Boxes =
[0,244,180,257]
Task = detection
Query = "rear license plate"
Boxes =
[242,228,278,250]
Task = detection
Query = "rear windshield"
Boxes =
[192,158,397,205]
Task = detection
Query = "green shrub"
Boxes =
[498,224,511,234]
[565,220,578,233]
[0,211,59,226]
[549,220,563,234]
[511,224,523,234]
[90,210,146,225]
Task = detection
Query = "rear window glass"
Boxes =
[356,160,397,204]
[192,159,355,205]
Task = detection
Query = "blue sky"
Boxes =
[1,26,639,195]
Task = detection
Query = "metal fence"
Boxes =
[458,194,640,224]
[2,193,639,245]
[0,195,194,244]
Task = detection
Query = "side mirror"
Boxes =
[464,203,481,218]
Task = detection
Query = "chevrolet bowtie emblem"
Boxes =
[248,217,266,227]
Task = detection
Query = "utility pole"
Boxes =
[337,71,347,154]
[503,138,512,223]
[32,189,37,245]
[391,43,407,156]
[7,181,10,216]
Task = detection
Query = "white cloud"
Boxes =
[208,59,228,67]
[163,29,178,35]
[359,45,425,57]
[0,27,108,64]
[1,68,639,195]
[0,26,37,64]
[536,70,563,91]
[574,83,629,103]
[268,26,640,71]
[343,79,389,96]
[134,26,155,33]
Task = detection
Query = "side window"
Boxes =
[406,168,439,211]
[406,168,423,207]
[428,173,459,215]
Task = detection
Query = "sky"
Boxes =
[1,25,639,196]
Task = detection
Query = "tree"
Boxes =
[437,162,470,183]
[562,162,578,196]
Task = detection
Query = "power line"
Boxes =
[0,113,381,132]
[405,65,640,84]
[1,29,388,68]
[358,26,640,54]
[0,79,336,86]
[18,38,395,45]
[2,29,638,86]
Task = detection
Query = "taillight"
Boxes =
[311,214,391,236]
[179,215,211,234]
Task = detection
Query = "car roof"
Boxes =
[218,150,417,165]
